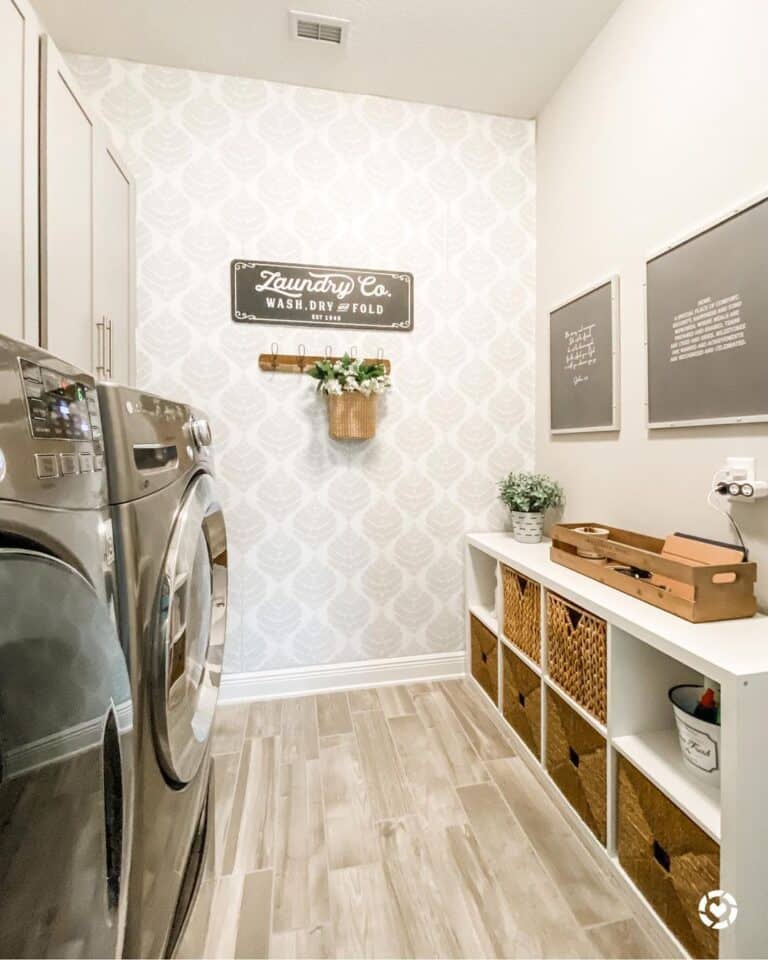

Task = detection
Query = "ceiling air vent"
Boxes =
[290,10,349,46]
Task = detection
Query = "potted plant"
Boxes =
[307,354,391,440]
[497,471,564,544]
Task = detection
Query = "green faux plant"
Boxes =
[498,471,564,514]
[307,354,391,396]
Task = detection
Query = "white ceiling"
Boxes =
[31,0,621,118]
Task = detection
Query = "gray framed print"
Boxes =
[549,275,620,434]
[646,193,768,428]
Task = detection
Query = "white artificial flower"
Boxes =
[325,379,343,395]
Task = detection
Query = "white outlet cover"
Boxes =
[725,457,755,482]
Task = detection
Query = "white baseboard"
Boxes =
[219,650,466,703]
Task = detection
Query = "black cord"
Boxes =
[708,479,748,556]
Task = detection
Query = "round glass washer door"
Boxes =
[152,473,227,785]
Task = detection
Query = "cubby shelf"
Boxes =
[468,603,497,636]
[500,634,541,676]
[464,532,768,960]
[613,729,721,841]
[544,674,607,736]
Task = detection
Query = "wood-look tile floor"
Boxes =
[176,679,670,960]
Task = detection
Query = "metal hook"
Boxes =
[376,347,384,361]
[297,343,306,371]
[270,342,279,370]
[350,345,358,360]
[325,345,332,359]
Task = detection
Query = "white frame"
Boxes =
[549,274,621,434]
[645,188,768,429]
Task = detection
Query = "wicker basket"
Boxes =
[502,644,541,756]
[547,593,607,724]
[502,566,541,663]
[546,688,607,844]
[470,613,498,705]
[618,756,720,959]
[327,393,377,440]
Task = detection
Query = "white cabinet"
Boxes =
[40,34,135,382]
[40,35,97,371]
[94,139,136,384]
[0,0,40,344]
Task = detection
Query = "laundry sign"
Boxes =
[231,260,414,331]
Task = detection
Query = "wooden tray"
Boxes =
[550,523,757,622]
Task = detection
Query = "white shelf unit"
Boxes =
[464,533,768,960]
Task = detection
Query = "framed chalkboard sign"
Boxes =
[231,259,413,331]
[646,194,768,428]
[549,276,620,434]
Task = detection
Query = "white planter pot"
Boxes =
[511,511,545,544]
[669,685,721,786]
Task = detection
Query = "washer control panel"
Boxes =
[0,335,107,509]
[18,360,105,482]
[19,359,100,443]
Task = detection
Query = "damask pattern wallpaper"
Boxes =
[67,55,536,675]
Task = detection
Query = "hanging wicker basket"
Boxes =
[327,392,377,440]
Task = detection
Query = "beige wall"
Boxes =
[536,0,768,606]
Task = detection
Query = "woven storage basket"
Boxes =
[546,688,607,844]
[502,566,541,663]
[470,613,498,705]
[547,593,607,724]
[618,756,719,959]
[327,393,377,440]
[502,644,541,756]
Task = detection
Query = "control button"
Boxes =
[24,382,43,399]
[94,454,104,472]
[29,398,48,420]
[20,361,42,383]
[79,452,93,473]
[59,453,78,476]
[35,454,58,479]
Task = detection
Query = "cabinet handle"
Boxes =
[95,317,106,378]
[106,318,113,379]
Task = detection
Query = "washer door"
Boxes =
[152,473,227,785]
[0,548,133,959]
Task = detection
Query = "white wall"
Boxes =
[537,0,768,606]
[67,55,536,674]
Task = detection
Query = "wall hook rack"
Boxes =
[258,351,391,375]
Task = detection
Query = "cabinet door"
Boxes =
[40,35,97,371]
[95,137,136,385]
[0,0,39,344]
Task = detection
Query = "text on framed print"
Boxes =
[231,260,414,331]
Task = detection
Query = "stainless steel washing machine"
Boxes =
[98,384,227,959]
[0,335,134,959]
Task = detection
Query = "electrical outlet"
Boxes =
[714,457,767,501]
[724,457,755,483]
